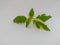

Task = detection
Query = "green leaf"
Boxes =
[33,20,40,29]
[13,16,27,24]
[26,8,34,27]
[33,19,50,31]
[29,8,34,18]
[26,18,31,27]
[36,14,52,22]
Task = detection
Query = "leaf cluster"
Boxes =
[13,8,52,31]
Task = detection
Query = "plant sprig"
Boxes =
[13,8,52,31]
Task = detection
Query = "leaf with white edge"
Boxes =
[13,16,27,24]
[33,20,40,29]
[36,14,52,22]
[26,8,34,27]
[33,19,50,31]
[26,18,31,27]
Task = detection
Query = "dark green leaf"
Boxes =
[36,14,52,22]
[13,16,27,24]
[39,21,50,31]
[26,8,34,27]
[33,20,40,29]
[29,8,34,18]
[26,18,30,27]
[33,19,50,31]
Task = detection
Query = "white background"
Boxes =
[0,0,60,45]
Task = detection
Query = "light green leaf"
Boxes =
[36,14,52,22]
[33,19,50,31]
[13,16,27,24]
